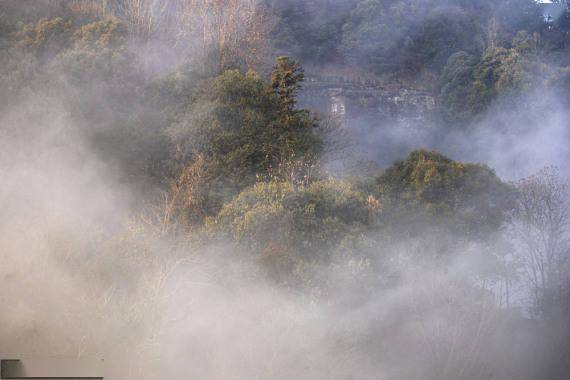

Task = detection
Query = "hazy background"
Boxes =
[0,1,569,379]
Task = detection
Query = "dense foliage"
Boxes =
[377,150,514,238]
[213,179,372,262]
[169,63,322,214]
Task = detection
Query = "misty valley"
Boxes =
[0,1,569,379]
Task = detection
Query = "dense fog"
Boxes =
[0,1,568,379]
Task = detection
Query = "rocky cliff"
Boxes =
[299,76,436,126]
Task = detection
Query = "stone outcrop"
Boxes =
[299,77,435,125]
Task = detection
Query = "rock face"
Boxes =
[299,77,436,126]
[299,76,438,167]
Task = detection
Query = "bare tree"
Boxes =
[139,153,206,235]
[85,0,275,73]
[113,0,170,41]
[174,0,274,73]
[510,167,570,317]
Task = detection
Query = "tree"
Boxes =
[509,167,570,379]
[438,51,479,122]
[405,6,484,73]
[15,16,72,61]
[468,46,530,113]
[212,178,374,278]
[510,167,570,317]
[168,61,322,214]
[377,150,514,239]
[265,0,352,65]
[113,0,169,41]
[271,56,304,111]
[174,0,274,73]
[340,0,417,74]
